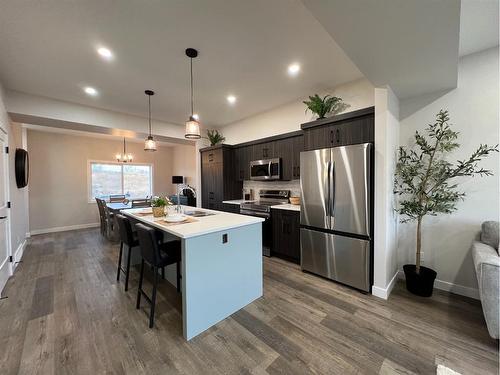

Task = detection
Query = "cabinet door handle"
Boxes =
[0,216,6,220]
[336,128,340,143]
[330,130,334,144]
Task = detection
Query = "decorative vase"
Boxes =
[152,206,165,217]
[403,264,437,297]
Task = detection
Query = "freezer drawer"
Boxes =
[300,228,370,292]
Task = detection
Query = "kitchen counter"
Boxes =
[223,200,301,212]
[122,206,264,341]
[272,204,300,212]
[123,206,263,239]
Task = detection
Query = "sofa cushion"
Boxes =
[481,221,499,252]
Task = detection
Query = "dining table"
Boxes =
[106,201,132,213]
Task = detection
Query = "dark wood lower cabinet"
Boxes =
[221,203,240,214]
[271,209,300,264]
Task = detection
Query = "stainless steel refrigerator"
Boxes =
[300,143,372,292]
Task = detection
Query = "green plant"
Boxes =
[394,110,498,274]
[303,94,349,119]
[151,196,171,207]
[207,129,225,146]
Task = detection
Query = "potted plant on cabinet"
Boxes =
[394,110,498,297]
[303,94,349,119]
[151,196,171,218]
[207,129,225,146]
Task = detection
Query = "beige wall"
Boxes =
[219,78,375,144]
[27,130,196,232]
[172,145,197,187]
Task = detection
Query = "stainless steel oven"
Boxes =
[250,158,280,181]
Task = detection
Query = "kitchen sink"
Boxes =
[183,210,216,217]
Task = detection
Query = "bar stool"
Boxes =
[115,214,140,291]
[135,223,182,328]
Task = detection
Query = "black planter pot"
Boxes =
[403,264,437,297]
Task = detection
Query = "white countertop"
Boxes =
[222,199,250,205]
[271,204,300,212]
[121,206,264,239]
[223,200,300,212]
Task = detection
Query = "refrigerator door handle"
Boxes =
[331,161,336,223]
[326,161,331,220]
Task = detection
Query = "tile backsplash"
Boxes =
[243,180,300,199]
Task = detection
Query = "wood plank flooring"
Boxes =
[0,228,497,374]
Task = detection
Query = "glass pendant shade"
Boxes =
[116,138,133,162]
[184,48,202,139]
[185,117,201,139]
[144,90,157,152]
[144,135,157,151]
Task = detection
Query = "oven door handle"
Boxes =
[239,209,270,219]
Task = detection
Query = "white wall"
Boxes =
[8,123,29,261]
[398,47,499,298]
[0,83,30,294]
[27,129,183,233]
[220,78,375,144]
[171,144,197,187]
[372,86,400,299]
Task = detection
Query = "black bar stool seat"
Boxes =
[135,223,182,328]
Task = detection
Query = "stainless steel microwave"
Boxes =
[250,158,281,180]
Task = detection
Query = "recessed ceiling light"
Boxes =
[192,113,199,120]
[84,86,98,96]
[288,63,301,76]
[97,46,113,60]
[227,95,236,104]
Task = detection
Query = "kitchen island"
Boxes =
[122,206,264,340]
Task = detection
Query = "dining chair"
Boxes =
[109,194,126,203]
[131,199,151,208]
[95,198,107,236]
[135,223,182,328]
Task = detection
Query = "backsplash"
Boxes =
[243,180,301,198]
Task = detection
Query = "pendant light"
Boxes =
[116,137,133,163]
[144,89,157,151]
[185,48,201,139]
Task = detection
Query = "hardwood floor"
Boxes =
[0,228,497,374]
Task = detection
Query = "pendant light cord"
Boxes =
[190,57,194,116]
[148,95,152,136]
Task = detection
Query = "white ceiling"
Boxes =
[459,0,499,56]
[0,0,362,127]
[301,0,462,99]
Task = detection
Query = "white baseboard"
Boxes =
[397,270,479,300]
[13,239,27,270]
[30,222,99,236]
[372,270,399,300]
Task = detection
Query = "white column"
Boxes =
[373,86,400,299]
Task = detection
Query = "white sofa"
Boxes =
[472,221,499,339]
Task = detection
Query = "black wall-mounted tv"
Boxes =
[15,148,29,188]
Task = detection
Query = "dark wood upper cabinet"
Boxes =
[235,145,251,181]
[302,107,375,151]
[292,135,304,179]
[200,145,242,210]
[252,141,275,160]
[274,135,303,180]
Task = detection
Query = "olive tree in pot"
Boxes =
[394,110,498,297]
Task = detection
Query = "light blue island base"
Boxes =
[162,223,263,340]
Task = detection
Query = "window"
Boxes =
[89,161,152,201]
